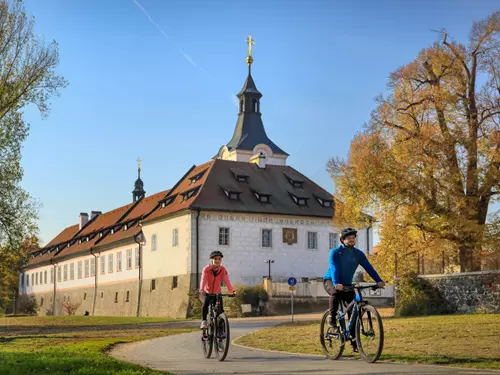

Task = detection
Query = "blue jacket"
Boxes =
[324,245,383,285]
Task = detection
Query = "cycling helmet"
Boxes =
[209,250,224,259]
[340,227,358,240]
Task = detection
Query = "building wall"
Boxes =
[197,211,373,285]
[141,212,193,278]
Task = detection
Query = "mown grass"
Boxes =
[0,315,184,327]
[236,313,500,370]
[0,316,196,375]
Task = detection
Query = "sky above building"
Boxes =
[19,0,499,244]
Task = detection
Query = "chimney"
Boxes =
[79,213,89,230]
[250,152,267,169]
[91,211,102,220]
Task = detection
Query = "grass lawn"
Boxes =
[236,313,500,370]
[0,316,196,375]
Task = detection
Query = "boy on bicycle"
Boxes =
[323,228,385,351]
[199,251,237,329]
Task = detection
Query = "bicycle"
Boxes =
[201,293,235,361]
[319,284,384,363]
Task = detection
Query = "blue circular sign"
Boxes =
[288,277,297,286]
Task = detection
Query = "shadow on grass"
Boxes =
[0,347,171,375]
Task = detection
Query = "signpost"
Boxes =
[288,277,297,322]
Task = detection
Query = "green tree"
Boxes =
[328,11,499,272]
[0,0,66,309]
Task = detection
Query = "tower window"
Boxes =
[252,98,257,112]
[239,100,243,113]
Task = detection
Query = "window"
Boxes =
[126,291,130,302]
[108,254,113,273]
[315,195,334,208]
[189,170,206,185]
[90,258,95,276]
[329,233,339,249]
[289,193,308,206]
[77,261,82,279]
[172,276,178,289]
[285,173,304,189]
[127,249,132,269]
[172,229,179,247]
[100,256,105,274]
[27,273,30,287]
[151,234,157,251]
[151,279,156,291]
[308,232,318,250]
[50,268,54,284]
[218,227,229,246]
[262,229,272,248]
[36,272,38,285]
[222,188,240,200]
[230,168,249,182]
[117,252,122,271]
[70,263,75,280]
[114,292,118,303]
[44,270,47,284]
[135,247,140,268]
[101,292,104,299]
[40,297,44,307]
[253,191,271,203]
[83,292,87,300]
[57,266,61,282]
[84,259,90,278]
[31,273,34,286]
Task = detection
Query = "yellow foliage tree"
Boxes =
[328,11,499,273]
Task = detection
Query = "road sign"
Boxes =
[289,286,295,291]
[288,277,297,286]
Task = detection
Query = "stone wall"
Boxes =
[419,270,500,313]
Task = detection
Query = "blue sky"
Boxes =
[20,0,499,245]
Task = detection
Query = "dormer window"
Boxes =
[289,192,308,206]
[315,195,334,208]
[221,186,241,201]
[86,237,89,242]
[230,168,248,183]
[110,228,115,235]
[189,170,206,185]
[124,224,128,231]
[161,196,176,208]
[284,173,304,189]
[99,232,103,238]
[181,187,200,202]
[252,190,271,203]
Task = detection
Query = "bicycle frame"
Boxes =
[336,285,377,341]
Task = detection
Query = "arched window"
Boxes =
[239,100,243,113]
[253,99,258,112]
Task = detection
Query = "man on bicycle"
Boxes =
[323,227,385,351]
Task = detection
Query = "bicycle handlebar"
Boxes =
[205,293,236,297]
[342,284,384,292]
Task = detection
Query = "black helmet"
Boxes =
[340,228,357,240]
[210,250,224,259]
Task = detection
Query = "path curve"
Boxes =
[110,318,499,375]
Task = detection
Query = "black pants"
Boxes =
[202,295,223,321]
[323,280,356,338]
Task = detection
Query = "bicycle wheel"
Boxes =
[319,310,344,360]
[355,304,384,363]
[202,320,214,359]
[214,313,230,361]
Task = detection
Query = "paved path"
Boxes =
[110,318,499,375]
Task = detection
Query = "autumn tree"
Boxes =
[0,0,66,308]
[328,11,499,273]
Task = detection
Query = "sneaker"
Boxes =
[351,340,358,352]
[327,314,336,328]
[200,320,208,329]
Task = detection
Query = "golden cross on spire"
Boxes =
[245,34,255,67]
[137,157,141,172]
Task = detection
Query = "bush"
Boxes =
[16,295,37,316]
[62,301,80,315]
[188,285,269,318]
[225,285,269,317]
[395,273,455,316]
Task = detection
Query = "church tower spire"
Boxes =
[218,35,288,165]
[132,157,146,202]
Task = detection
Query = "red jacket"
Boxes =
[199,265,234,294]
